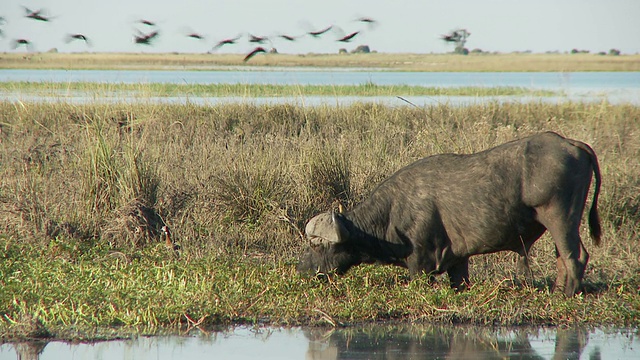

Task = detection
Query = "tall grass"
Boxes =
[0,100,639,338]
[1,100,638,258]
[0,81,555,97]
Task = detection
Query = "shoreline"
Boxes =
[1,52,639,72]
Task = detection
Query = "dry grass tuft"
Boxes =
[101,198,165,248]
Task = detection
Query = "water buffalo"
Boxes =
[297,132,601,296]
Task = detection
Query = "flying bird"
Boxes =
[138,19,156,26]
[186,32,205,40]
[211,35,242,51]
[337,31,359,42]
[243,46,266,62]
[11,38,33,50]
[356,17,378,30]
[248,34,269,44]
[134,30,159,45]
[441,32,460,42]
[65,34,91,46]
[278,34,297,41]
[356,17,376,24]
[23,7,53,22]
[308,25,333,37]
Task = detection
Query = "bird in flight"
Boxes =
[243,47,266,62]
[23,6,53,22]
[211,35,242,51]
[11,38,33,50]
[308,25,333,37]
[337,31,359,42]
[134,30,159,45]
[356,17,378,30]
[186,32,205,40]
[441,33,459,42]
[278,34,297,41]
[138,19,156,26]
[248,34,269,44]
[65,34,91,46]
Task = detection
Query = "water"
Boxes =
[1,69,639,105]
[1,69,638,89]
[1,325,638,359]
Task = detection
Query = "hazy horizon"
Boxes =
[1,0,639,55]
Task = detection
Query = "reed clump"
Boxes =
[0,100,639,338]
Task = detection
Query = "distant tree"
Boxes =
[571,49,590,54]
[338,48,347,54]
[609,48,621,56]
[351,45,370,54]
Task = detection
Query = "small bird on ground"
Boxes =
[161,225,180,257]
[243,46,266,62]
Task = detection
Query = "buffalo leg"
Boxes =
[447,259,470,291]
[541,217,589,296]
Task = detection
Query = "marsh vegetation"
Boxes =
[0,81,555,98]
[2,52,640,71]
[0,100,639,340]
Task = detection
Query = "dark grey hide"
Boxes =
[297,132,602,296]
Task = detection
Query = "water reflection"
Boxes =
[304,325,586,360]
[2,325,638,360]
[2,92,640,107]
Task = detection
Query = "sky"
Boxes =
[1,0,639,55]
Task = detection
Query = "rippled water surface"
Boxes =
[2,325,638,359]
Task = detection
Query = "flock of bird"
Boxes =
[1,5,380,62]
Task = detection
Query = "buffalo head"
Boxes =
[296,211,361,276]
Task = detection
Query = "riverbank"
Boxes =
[1,101,639,341]
[1,52,639,71]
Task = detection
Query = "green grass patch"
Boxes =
[0,81,556,97]
[1,238,638,341]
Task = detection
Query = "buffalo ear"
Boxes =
[332,211,350,243]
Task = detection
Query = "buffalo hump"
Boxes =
[297,131,601,297]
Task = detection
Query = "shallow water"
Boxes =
[2,325,638,359]
[2,69,639,105]
[2,69,639,90]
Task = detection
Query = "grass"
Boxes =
[0,100,639,340]
[1,52,640,72]
[0,81,556,98]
